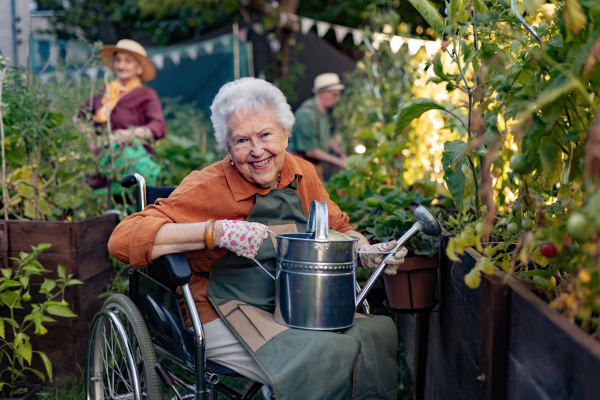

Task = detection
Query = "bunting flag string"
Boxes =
[138,17,441,73]
[316,21,331,38]
[294,14,440,57]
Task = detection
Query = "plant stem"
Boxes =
[0,68,7,220]
[467,155,481,218]
[33,93,42,220]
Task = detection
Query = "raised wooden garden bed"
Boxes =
[0,214,119,381]
[397,236,600,400]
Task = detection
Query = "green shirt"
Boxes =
[290,97,331,153]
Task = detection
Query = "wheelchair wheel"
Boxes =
[86,294,163,400]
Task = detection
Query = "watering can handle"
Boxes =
[251,230,278,280]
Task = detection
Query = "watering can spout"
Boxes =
[354,206,441,309]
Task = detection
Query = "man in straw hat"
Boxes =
[289,73,346,181]
[83,39,165,189]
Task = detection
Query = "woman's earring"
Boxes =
[231,160,235,166]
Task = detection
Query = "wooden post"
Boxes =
[233,22,240,80]
[413,312,430,400]
[477,272,510,400]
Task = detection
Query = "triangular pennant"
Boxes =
[407,39,423,56]
[301,17,314,34]
[390,36,405,53]
[85,67,98,80]
[333,26,350,43]
[169,51,181,66]
[151,54,164,70]
[425,41,441,57]
[352,29,363,46]
[185,46,198,61]
[218,35,230,48]
[316,21,331,37]
[203,41,214,55]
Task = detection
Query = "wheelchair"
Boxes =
[85,172,265,400]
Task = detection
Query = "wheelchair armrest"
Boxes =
[153,254,193,286]
[121,172,143,188]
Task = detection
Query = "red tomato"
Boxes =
[562,234,572,250]
[540,243,558,258]
[443,115,449,121]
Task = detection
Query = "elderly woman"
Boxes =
[108,78,405,399]
[84,39,165,188]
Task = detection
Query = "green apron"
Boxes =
[206,178,397,399]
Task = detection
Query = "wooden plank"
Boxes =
[77,243,113,282]
[0,223,7,269]
[6,220,72,253]
[3,252,76,280]
[413,312,429,400]
[75,214,119,251]
[421,243,481,400]
[505,277,600,400]
[476,271,510,400]
[78,268,113,315]
[397,314,417,372]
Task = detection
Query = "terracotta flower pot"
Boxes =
[382,255,439,310]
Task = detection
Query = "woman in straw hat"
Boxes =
[83,39,166,188]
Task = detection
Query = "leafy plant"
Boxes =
[0,50,111,221]
[0,244,82,397]
[401,0,600,336]
[155,98,224,187]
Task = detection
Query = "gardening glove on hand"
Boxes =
[218,220,269,259]
[359,241,408,275]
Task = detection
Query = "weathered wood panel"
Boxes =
[4,221,72,253]
[76,214,119,250]
[506,278,600,400]
[0,215,118,381]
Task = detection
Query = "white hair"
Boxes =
[210,78,295,148]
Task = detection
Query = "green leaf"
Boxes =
[35,351,52,382]
[46,305,77,318]
[3,318,19,328]
[66,279,84,286]
[24,366,45,382]
[40,279,56,293]
[1,280,22,288]
[473,0,487,12]
[1,269,12,279]
[16,341,32,365]
[0,317,4,339]
[19,276,28,289]
[57,265,66,279]
[533,247,550,267]
[0,291,20,308]
[407,0,446,39]
[393,98,446,137]
[434,52,447,80]
[476,256,495,275]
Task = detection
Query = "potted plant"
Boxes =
[356,188,442,311]
[0,243,81,399]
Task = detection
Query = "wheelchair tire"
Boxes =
[86,294,163,400]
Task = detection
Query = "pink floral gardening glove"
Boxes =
[218,220,269,258]
[359,241,408,275]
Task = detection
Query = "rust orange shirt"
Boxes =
[108,154,353,323]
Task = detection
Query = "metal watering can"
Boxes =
[253,201,441,330]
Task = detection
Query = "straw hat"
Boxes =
[99,39,156,82]
[312,73,346,93]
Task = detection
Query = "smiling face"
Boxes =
[227,108,289,189]
[112,52,143,84]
